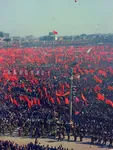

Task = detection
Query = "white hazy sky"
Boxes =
[0,0,113,36]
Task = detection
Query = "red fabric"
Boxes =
[31,100,34,107]
[97,93,105,101]
[94,85,101,93]
[23,95,29,102]
[81,93,87,101]
[37,99,41,106]
[13,99,19,106]
[33,98,37,105]
[94,75,102,84]
[65,97,69,105]
[75,111,79,115]
[106,99,113,107]
[107,86,113,91]
[98,70,107,77]
[56,91,70,97]
[49,97,55,103]
[53,30,58,35]
[1,46,113,108]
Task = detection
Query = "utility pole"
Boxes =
[70,67,74,121]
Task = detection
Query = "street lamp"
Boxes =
[69,61,77,121]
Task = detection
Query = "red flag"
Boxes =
[53,30,58,35]
[43,87,47,97]
[49,97,55,103]
[81,93,87,101]
[65,83,70,88]
[56,91,61,97]
[107,86,113,91]
[98,70,107,77]
[19,95,25,101]
[97,93,104,101]
[23,95,29,102]
[9,76,18,81]
[63,91,70,97]
[33,98,37,105]
[30,100,34,107]
[89,69,95,74]
[94,85,101,93]
[57,83,64,96]
[75,111,79,115]
[10,97,19,106]
[65,97,69,105]
[106,99,113,107]
[94,75,102,84]
[56,90,70,97]
[3,72,9,79]
[28,87,32,93]
[13,99,19,106]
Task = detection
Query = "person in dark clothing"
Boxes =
[65,122,70,141]
[57,123,62,141]
[102,131,108,145]
[35,138,38,145]
[79,127,84,142]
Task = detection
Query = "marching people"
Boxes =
[0,45,113,148]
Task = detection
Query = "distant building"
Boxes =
[25,35,34,40]
[55,36,58,41]
[0,32,3,38]
[49,32,53,36]
[3,33,10,39]
[39,35,55,41]
[58,37,63,41]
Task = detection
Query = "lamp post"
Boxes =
[69,61,77,122]
[70,67,74,121]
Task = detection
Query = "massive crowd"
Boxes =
[0,45,113,147]
[0,140,72,150]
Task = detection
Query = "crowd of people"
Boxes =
[0,45,113,147]
[0,140,72,150]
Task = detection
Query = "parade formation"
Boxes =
[0,45,113,149]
